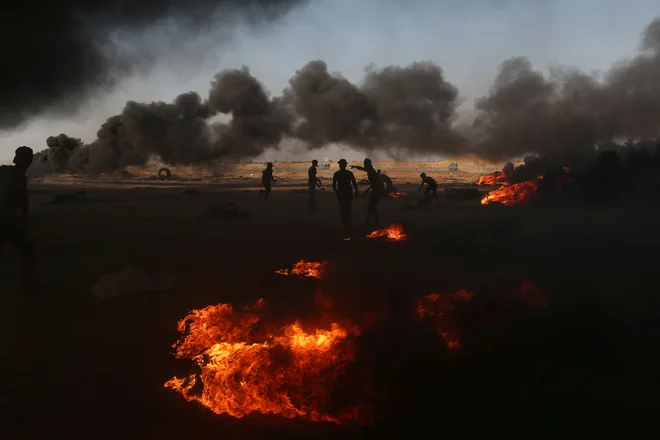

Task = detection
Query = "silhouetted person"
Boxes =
[351,158,383,225]
[259,162,275,201]
[332,159,358,237]
[418,173,440,205]
[378,169,396,194]
[308,159,322,212]
[0,146,36,294]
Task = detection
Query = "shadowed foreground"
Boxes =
[1,181,659,438]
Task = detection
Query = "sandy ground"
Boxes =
[1,171,659,438]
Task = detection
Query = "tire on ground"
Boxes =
[158,168,172,181]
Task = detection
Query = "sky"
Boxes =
[1,0,659,163]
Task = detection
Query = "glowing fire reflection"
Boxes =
[276,260,329,279]
[416,290,474,350]
[366,224,407,241]
[164,299,367,424]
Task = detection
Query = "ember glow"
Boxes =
[366,224,407,241]
[416,290,474,350]
[389,192,408,198]
[475,171,512,186]
[480,180,539,206]
[276,260,329,279]
[164,299,366,424]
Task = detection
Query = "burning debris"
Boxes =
[480,180,539,206]
[475,171,512,186]
[389,192,408,199]
[417,290,475,350]
[366,224,407,241]
[276,260,329,279]
[164,299,366,424]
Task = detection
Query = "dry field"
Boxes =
[1,172,658,438]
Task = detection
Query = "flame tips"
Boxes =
[366,223,407,241]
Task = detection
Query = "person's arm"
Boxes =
[316,177,322,187]
[351,174,358,196]
[364,185,372,194]
[332,174,338,194]
[418,180,425,191]
[351,165,366,171]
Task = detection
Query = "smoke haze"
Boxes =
[3,1,660,169]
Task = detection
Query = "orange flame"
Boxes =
[276,260,329,279]
[164,299,366,424]
[389,192,408,198]
[416,290,474,350]
[475,171,512,186]
[480,180,538,206]
[366,224,407,241]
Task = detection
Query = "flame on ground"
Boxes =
[389,192,408,198]
[416,290,474,350]
[480,180,539,206]
[475,171,512,186]
[276,260,329,279]
[366,224,407,241]
[164,299,366,424]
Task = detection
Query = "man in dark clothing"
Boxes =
[351,158,382,225]
[332,159,358,237]
[377,169,396,195]
[1,146,36,294]
[260,162,275,201]
[418,172,440,205]
[308,159,322,212]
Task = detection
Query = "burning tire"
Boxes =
[158,167,172,181]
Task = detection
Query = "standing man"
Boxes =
[260,162,275,202]
[308,159,322,212]
[418,172,440,205]
[0,146,36,294]
[332,159,358,238]
[351,158,383,226]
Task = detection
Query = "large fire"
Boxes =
[389,192,408,198]
[416,289,474,350]
[276,260,329,279]
[164,299,366,424]
[480,180,539,206]
[366,224,407,241]
[475,171,512,186]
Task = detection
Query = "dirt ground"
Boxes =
[1,169,659,438]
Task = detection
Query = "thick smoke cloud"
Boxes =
[471,17,660,164]
[1,0,307,130]
[32,17,660,173]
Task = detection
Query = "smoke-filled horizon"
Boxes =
[3,1,660,171]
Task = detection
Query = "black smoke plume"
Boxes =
[31,17,660,174]
[1,0,306,130]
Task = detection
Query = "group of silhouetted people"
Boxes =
[258,158,439,239]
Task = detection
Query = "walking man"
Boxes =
[260,162,275,201]
[308,159,322,212]
[332,159,358,238]
[1,146,36,294]
[351,158,383,225]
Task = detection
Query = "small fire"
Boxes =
[366,224,407,241]
[416,290,474,350]
[480,180,538,206]
[389,192,408,198]
[475,171,512,186]
[165,299,366,424]
[276,260,329,279]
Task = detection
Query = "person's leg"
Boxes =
[372,192,381,224]
[265,184,271,201]
[308,184,317,211]
[8,224,36,295]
